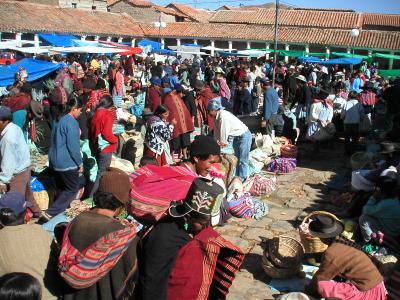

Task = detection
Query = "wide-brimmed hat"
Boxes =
[296,75,307,82]
[380,141,396,154]
[29,101,44,119]
[169,178,224,218]
[308,214,344,238]
[194,80,205,90]
[214,66,225,74]
[350,152,371,170]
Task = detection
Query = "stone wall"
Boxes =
[108,2,176,23]
[58,0,108,11]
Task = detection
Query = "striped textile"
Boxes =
[58,222,138,289]
[129,165,196,223]
[167,226,244,299]
[266,158,297,174]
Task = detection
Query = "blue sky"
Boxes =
[154,0,400,13]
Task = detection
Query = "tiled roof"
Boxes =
[362,13,400,28]
[0,0,144,37]
[140,22,400,50]
[209,9,360,29]
[166,3,213,22]
[108,0,153,7]
[153,5,187,18]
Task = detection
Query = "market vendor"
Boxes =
[305,213,386,300]
[207,98,251,181]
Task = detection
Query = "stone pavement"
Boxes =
[217,144,349,300]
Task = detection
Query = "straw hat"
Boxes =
[296,75,307,82]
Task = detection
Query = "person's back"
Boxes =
[49,114,81,171]
[0,224,58,299]
[264,87,279,119]
[316,242,382,291]
[342,98,364,124]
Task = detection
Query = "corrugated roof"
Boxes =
[0,0,144,37]
[209,9,360,29]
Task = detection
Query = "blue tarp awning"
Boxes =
[0,58,64,87]
[319,58,363,65]
[39,33,79,47]
[138,39,162,52]
[138,39,177,55]
[298,56,323,63]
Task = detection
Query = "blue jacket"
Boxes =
[263,87,279,120]
[48,114,82,171]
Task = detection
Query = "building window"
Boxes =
[92,5,96,10]
[72,3,77,8]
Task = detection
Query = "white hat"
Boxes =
[296,75,307,82]
[351,171,374,192]
[214,66,225,74]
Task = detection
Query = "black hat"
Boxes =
[260,78,270,85]
[317,88,330,100]
[190,136,220,157]
[169,178,224,217]
[308,214,344,238]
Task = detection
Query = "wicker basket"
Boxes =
[269,236,304,269]
[33,190,49,211]
[299,211,341,253]
[280,144,298,158]
[261,250,299,279]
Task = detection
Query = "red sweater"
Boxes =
[90,108,118,154]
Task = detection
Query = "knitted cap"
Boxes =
[98,167,131,204]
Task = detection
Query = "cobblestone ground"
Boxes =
[217,143,349,300]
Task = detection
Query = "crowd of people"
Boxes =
[0,51,399,300]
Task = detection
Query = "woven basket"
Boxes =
[261,250,299,279]
[280,144,298,158]
[299,211,341,253]
[33,190,49,211]
[269,236,304,269]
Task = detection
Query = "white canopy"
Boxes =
[50,46,128,54]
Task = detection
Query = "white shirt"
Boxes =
[214,110,248,144]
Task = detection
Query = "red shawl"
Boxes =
[196,86,216,131]
[167,226,244,300]
[129,165,196,223]
[3,92,31,113]
[147,87,162,112]
[163,91,194,138]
